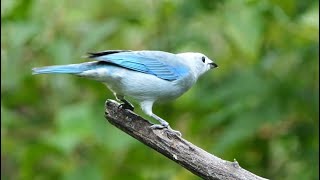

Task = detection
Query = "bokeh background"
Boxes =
[1,0,319,179]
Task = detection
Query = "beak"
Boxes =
[209,62,218,69]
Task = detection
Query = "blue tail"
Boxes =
[32,63,91,75]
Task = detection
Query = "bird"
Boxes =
[32,50,218,136]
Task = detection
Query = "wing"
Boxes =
[87,50,132,58]
[88,50,189,81]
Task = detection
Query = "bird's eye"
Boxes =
[201,56,206,63]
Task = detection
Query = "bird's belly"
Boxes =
[108,70,191,102]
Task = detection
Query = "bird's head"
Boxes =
[177,52,218,78]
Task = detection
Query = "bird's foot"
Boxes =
[118,102,134,111]
[151,124,182,137]
[150,124,167,129]
[167,126,182,137]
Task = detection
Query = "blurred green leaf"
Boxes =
[47,103,95,154]
[78,20,120,53]
[223,0,264,59]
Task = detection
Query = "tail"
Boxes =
[32,63,91,75]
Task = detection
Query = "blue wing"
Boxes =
[89,50,189,81]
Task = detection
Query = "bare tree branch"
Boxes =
[104,100,269,180]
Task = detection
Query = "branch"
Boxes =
[104,100,268,180]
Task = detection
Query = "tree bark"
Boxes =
[104,100,268,180]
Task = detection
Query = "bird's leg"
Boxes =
[115,94,134,111]
[119,98,134,111]
[140,101,181,136]
[149,114,169,129]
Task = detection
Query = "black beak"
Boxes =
[209,62,218,69]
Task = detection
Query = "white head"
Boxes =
[177,52,218,78]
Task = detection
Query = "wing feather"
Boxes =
[88,51,189,81]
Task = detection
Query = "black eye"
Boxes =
[201,56,206,63]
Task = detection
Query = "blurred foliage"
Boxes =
[1,0,319,179]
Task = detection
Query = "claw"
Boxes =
[118,103,134,111]
[168,126,182,137]
[151,124,168,129]
[150,124,182,137]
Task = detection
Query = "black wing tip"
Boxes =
[86,50,133,58]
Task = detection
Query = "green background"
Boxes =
[1,0,319,179]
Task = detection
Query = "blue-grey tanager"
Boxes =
[32,50,218,136]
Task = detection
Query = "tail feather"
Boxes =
[32,63,90,75]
